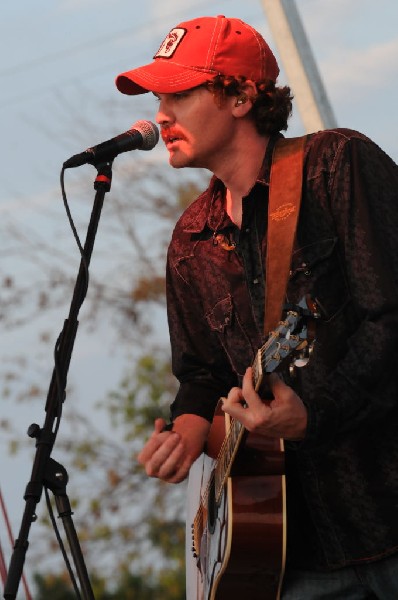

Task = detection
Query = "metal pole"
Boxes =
[260,0,337,132]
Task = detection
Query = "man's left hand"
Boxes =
[221,367,307,441]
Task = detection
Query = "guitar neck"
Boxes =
[214,302,310,504]
[214,355,261,503]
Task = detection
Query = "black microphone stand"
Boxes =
[4,160,114,600]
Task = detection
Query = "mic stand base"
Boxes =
[44,458,95,600]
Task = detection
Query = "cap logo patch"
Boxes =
[154,28,186,59]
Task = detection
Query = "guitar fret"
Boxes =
[214,417,245,504]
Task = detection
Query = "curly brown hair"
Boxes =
[206,74,293,135]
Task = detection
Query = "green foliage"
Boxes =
[34,568,185,600]
[107,349,178,436]
[34,573,77,600]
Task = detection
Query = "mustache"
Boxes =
[161,127,187,143]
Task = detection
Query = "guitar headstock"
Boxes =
[253,295,318,393]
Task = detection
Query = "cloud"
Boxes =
[0,185,59,216]
[323,37,398,96]
[301,0,358,31]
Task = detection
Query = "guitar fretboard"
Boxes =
[214,416,244,503]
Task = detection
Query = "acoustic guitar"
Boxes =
[185,298,315,600]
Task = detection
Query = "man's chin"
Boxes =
[169,154,193,169]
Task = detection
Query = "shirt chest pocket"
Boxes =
[289,237,351,322]
[204,294,256,377]
[205,295,233,332]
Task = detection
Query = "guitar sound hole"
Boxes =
[208,472,218,534]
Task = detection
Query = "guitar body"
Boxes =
[186,403,286,600]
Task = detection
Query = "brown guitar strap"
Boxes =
[264,136,307,336]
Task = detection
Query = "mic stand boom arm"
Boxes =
[4,160,114,600]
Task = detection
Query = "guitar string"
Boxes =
[192,417,241,540]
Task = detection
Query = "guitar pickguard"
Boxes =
[186,454,232,600]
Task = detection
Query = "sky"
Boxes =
[1,0,398,594]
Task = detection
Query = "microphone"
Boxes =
[63,120,159,168]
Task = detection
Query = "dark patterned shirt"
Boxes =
[166,129,398,569]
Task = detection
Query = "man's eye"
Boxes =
[152,92,188,103]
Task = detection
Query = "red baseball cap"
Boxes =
[115,15,279,95]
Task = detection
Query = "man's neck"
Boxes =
[219,133,269,228]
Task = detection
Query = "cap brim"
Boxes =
[115,59,216,96]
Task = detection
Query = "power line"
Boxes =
[0,0,235,80]
[0,26,137,79]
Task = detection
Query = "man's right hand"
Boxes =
[137,414,211,484]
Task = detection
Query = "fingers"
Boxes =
[153,417,167,434]
[137,418,167,464]
[232,367,262,408]
[242,366,257,399]
[221,370,307,440]
[223,368,254,405]
[147,433,188,482]
[137,419,191,483]
[221,367,273,432]
[222,368,261,422]
[268,372,298,403]
[268,372,285,394]
[221,385,244,412]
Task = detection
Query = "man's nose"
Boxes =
[156,98,174,126]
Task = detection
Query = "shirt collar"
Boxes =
[181,133,283,234]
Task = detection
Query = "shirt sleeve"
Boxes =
[166,245,238,423]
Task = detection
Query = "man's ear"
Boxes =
[232,80,257,116]
[235,95,248,107]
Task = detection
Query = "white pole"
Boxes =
[260,0,337,132]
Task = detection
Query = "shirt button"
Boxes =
[253,278,259,284]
